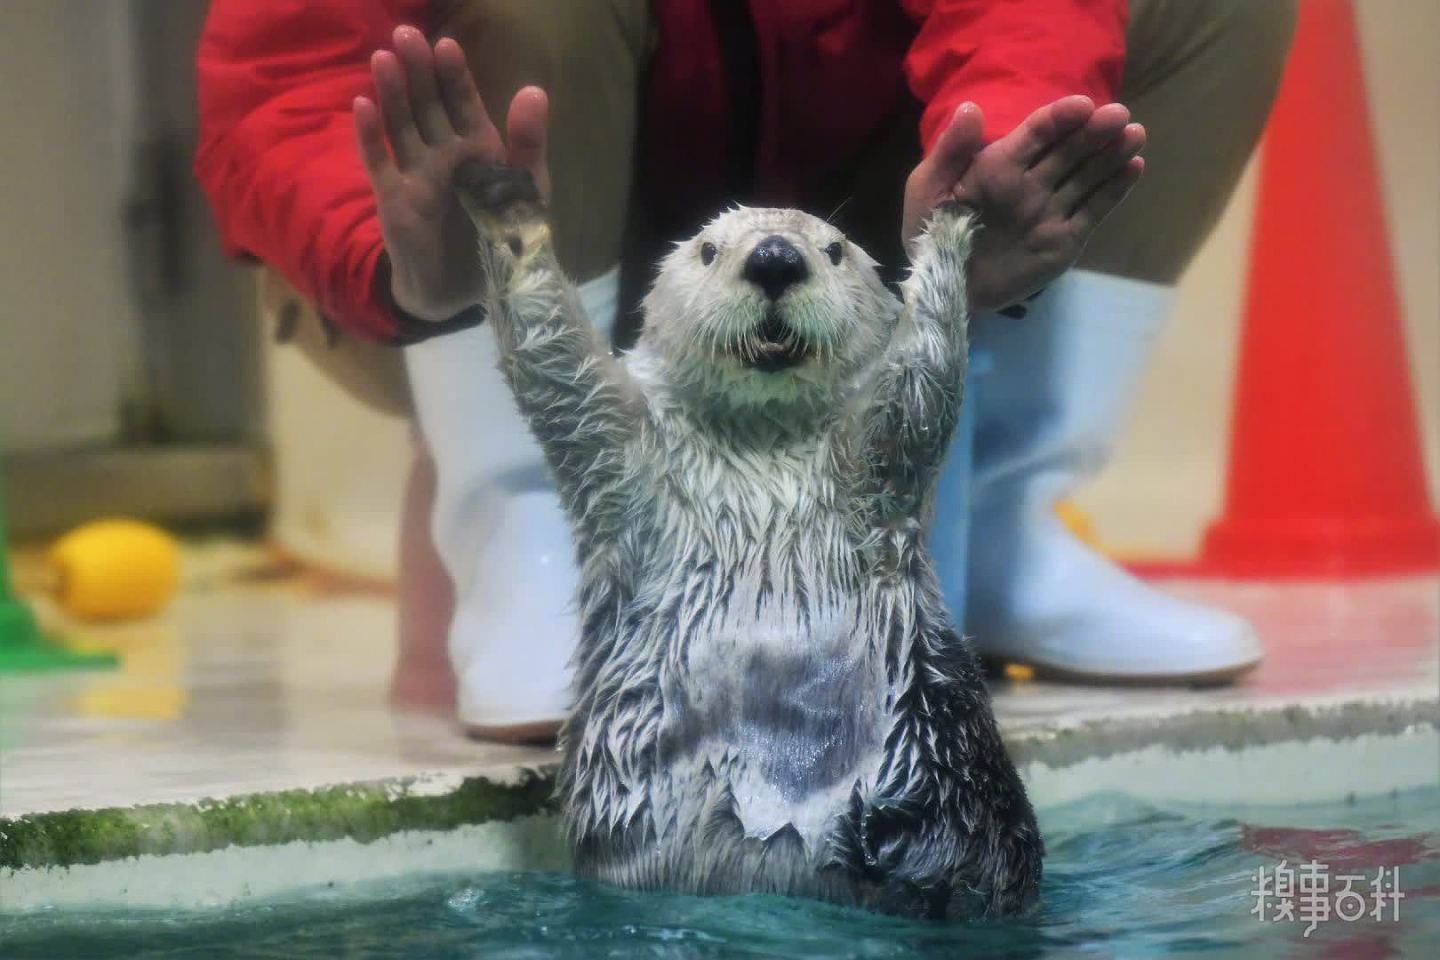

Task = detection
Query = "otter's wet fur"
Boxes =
[458,164,1042,919]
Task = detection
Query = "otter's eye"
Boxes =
[824,241,844,265]
[700,242,717,266]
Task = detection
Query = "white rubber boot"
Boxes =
[955,269,1262,684]
[404,268,619,736]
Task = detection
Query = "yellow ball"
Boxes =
[1002,662,1036,683]
[48,520,180,621]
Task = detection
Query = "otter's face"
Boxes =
[639,207,899,411]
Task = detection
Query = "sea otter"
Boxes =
[456,163,1042,919]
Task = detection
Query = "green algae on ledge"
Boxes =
[6,701,1435,873]
[0,766,558,871]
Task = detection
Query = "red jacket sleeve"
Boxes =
[901,0,1128,154]
[195,0,427,342]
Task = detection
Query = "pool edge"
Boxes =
[2,696,1436,904]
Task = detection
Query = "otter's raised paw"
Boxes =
[455,160,542,215]
[454,161,547,256]
[920,200,979,255]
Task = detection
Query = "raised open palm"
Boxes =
[903,97,1146,312]
[355,26,550,323]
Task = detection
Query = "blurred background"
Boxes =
[0,3,262,537]
[0,0,1435,576]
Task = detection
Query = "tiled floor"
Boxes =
[1,545,1435,818]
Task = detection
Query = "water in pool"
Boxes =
[4,787,1436,958]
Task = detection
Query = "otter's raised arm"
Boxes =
[457,164,644,534]
[851,202,975,522]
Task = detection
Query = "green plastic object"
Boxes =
[0,470,117,673]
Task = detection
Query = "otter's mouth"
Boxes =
[740,309,811,373]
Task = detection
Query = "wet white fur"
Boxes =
[464,193,1039,917]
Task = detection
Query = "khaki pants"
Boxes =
[264,0,1295,415]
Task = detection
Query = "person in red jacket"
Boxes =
[197,1,1295,738]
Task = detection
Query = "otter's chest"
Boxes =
[634,428,890,830]
[633,425,874,664]
[643,427,861,585]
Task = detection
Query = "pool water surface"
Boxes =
[3,787,1436,959]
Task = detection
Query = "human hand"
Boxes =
[355,26,550,323]
[902,96,1145,311]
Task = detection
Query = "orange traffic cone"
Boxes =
[1198,0,1440,578]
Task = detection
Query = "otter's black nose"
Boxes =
[742,235,808,300]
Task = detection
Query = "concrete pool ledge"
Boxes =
[1,808,572,912]
[4,696,1435,882]
[0,767,557,874]
[1010,697,1439,807]
[1007,693,1440,766]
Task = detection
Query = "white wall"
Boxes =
[0,1,141,452]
